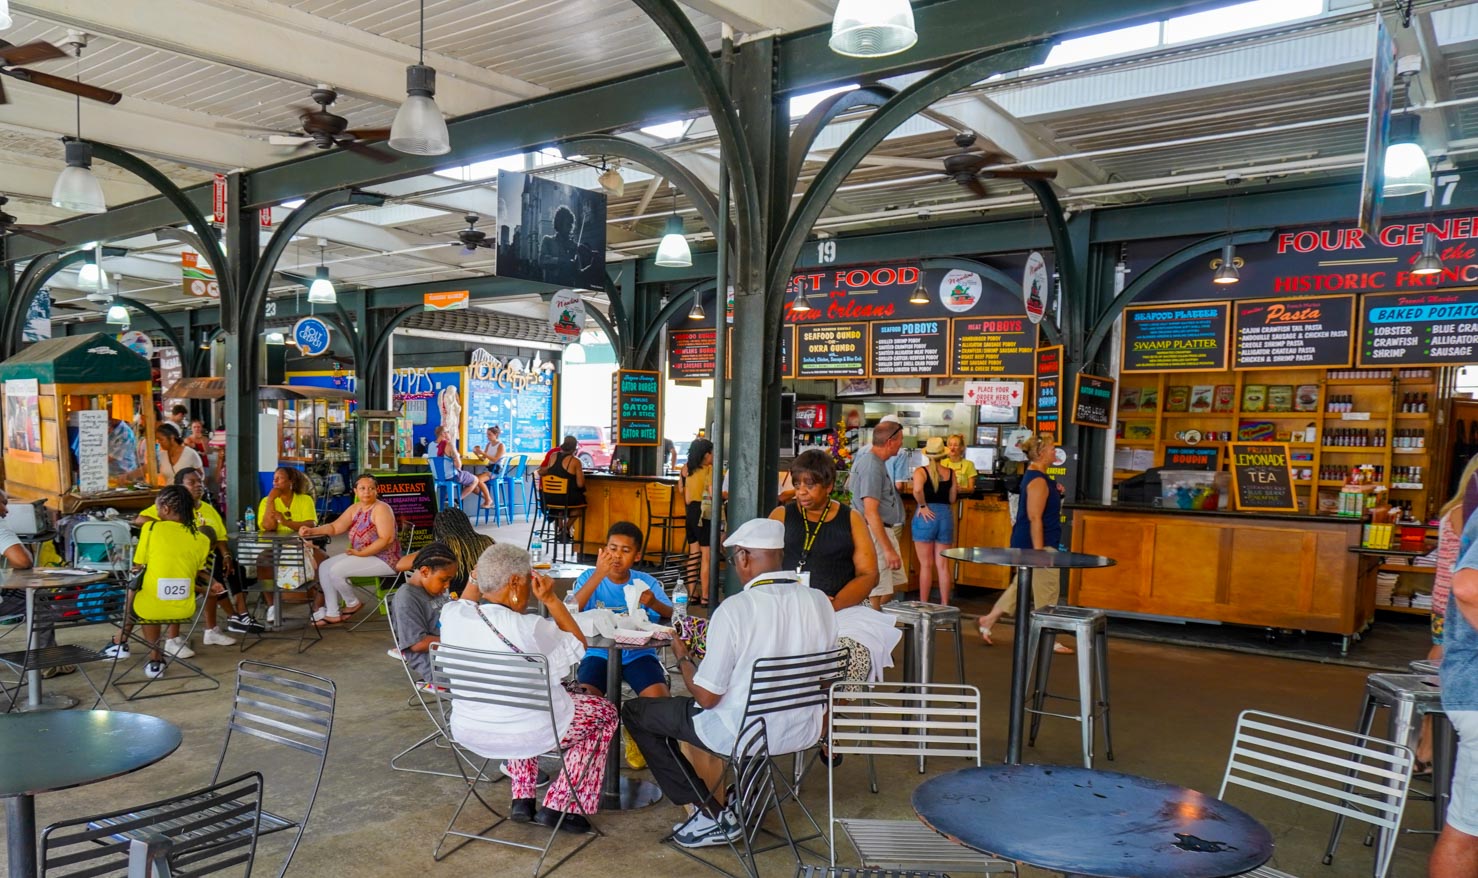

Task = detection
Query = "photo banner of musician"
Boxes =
[495,169,608,291]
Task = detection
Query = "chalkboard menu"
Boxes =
[1358,289,1478,367]
[1162,445,1219,471]
[611,369,661,446]
[465,364,554,455]
[1035,345,1062,436]
[668,328,716,379]
[1122,302,1231,372]
[950,316,1034,377]
[1233,294,1354,369]
[871,319,950,376]
[796,322,868,377]
[1071,373,1115,429]
[1228,442,1297,512]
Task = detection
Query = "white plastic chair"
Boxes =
[1218,709,1415,878]
[827,682,1015,874]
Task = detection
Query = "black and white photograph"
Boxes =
[496,169,608,291]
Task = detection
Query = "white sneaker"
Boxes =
[673,809,742,848]
[163,637,195,659]
[266,605,278,624]
[144,660,167,679]
[103,642,130,659]
[203,628,237,647]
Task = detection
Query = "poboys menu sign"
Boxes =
[1229,442,1297,512]
[871,319,950,376]
[1359,288,1478,366]
[1233,294,1355,369]
[1122,302,1231,372]
[952,316,1034,377]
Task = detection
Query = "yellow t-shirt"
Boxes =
[258,493,317,534]
[941,457,978,487]
[685,465,711,505]
[139,502,228,542]
[131,520,211,621]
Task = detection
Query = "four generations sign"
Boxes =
[611,369,661,446]
[1228,442,1298,512]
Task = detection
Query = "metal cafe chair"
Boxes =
[826,682,1015,874]
[42,772,265,878]
[1218,710,1415,878]
[532,475,587,563]
[797,868,950,878]
[348,524,417,634]
[386,602,496,783]
[235,534,322,654]
[91,662,334,878]
[109,564,221,703]
[0,579,127,712]
[429,642,603,878]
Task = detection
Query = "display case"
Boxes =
[261,385,356,466]
[357,410,401,473]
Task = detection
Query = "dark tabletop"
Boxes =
[3,570,110,590]
[942,547,1116,570]
[913,764,1273,878]
[0,711,182,798]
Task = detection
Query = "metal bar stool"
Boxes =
[878,600,966,773]
[642,482,686,569]
[1324,672,1456,866]
[1023,605,1113,768]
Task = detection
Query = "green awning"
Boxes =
[0,333,152,385]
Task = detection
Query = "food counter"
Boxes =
[1067,503,1369,640]
[576,473,687,562]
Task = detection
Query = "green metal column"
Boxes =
[620,268,660,476]
[222,171,259,525]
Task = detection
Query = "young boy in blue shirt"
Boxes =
[570,521,673,699]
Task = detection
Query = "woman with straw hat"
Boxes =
[911,437,957,605]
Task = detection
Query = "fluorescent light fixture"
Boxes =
[1383,114,1432,198]
[1412,234,1444,275]
[265,331,286,345]
[654,215,692,268]
[829,0,917,58]
[52,140,106,213]
[307,265,337,304]
[105,303,129,326]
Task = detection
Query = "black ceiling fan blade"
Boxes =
[339,139,396,164]
[345,127,391,142]
[8,69,122,105]
[14,226,66,246]
[0,41,67,68]
[963,177,990,199]
[986,168,1058,181]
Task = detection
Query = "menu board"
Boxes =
[1035,345,1062,436]
[1228,442,1297,512]
[871,319,950,377]
[1233,294,1354,369]
[950,316,1034,377]
[465,364,554,455]
[1122,302,1231,372]
[668,328,716,380]
[1071,373,1115,429]
[796,322,868,377]
[375,474,438,535]
[1359,288,1478,366]
[778,325,794,379]
[1162,445,1219,471]
[610,369,661,446]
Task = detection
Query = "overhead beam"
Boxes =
[676,0,828,34]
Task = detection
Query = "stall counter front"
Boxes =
[577,473,687,562]
[1067,504,1369,639]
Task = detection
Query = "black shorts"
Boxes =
[685,501,711,546]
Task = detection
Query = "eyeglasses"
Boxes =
[793,478,826,489]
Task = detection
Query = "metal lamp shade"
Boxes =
[52,142,107,213]
[105,303,129,326]
[829,0,917,58]
[389,65,450,156]
[1412,234,1444,275]
[307,266,337,304]
[655,215,692,268]
[1383,116,1432,198]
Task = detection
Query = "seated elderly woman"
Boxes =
[440,543,617,832]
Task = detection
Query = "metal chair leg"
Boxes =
[1323,692,1380,865]
[1095,626,1114,761]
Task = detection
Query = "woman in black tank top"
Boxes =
[768,449,879,607]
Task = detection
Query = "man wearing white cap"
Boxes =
[622,517,837,849]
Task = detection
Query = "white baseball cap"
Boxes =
[722,518,786,550]
[877,414,902,426]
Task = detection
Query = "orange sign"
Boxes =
[423,290,469,312]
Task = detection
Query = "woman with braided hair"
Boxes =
[396,508,493,597]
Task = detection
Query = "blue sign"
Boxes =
[466,354,555,456]
[293,317,332,356]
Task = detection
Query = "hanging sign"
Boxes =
[796,322,868,377]
[938,269,983,312]
[1229,442,1298,512]
[610,369,661,446]
[963,381,1024,408]
[212,174,227,224]
[292,317,332,357]
[548,289,586,343]
[1358,288,1478,366]
[423,290,469,312]
[181,252,219,299]
[1071,373,1116,429]
[1035,345,1063,436]
[951,316,1035,377]
[1121,302,1231,372]
[76,409,109,494]
[870,319,950,377]
[258,207,274,228]
[668,328,717,380]
[1023,251,1048,324]
[1233,294,1355,369]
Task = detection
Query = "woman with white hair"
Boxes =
[440,543,616,832]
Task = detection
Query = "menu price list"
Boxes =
[668,328,716,380]
[1122,302,1230,372]
[871,319,949,376]
[1233,295,1354,369]
[1229,442,1297,512]
[1036,345,1062,436]
[1071,373,1115,429]
[950,316,1034,377]
[611,370,661,446]
[1359,290,1478,366]
[797,322,868,377]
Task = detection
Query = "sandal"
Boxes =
[977,619,994,646]
[1053,643,1074,655]
[312,616,343,628]
[341,602,364,616]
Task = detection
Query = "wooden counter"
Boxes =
[575,473,687,562]
[1068,504,1370,637]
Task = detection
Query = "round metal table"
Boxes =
[941,547,1115,764]
[587,633,665,811]
[913,764,1273,878]
[4,569,111,712]
[0,710,182,878]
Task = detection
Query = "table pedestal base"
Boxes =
[19,691,77,713]
[6,793,36,878]
[601,776,663,811]
[1006,564,1032,765]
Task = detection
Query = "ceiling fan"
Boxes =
[217,87,394,164]
[941,132,1056,197]
[0,39,123,106]
[0,196,65,245]
[451,215,493,253]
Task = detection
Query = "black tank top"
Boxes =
[781,501,856,597]
[918,464,953,505]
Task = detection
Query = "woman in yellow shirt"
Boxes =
[253,467,318,625]
[940,433,978,493]
[134,467,239,647]
[683,438,714,605]
[117,485,212,680]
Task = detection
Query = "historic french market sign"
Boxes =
[1122,302,1230,372]
[1229,442,1298,512]
[1233,294,1355,369]
[1358,288,1478,367]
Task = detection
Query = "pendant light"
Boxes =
[1211,244,1243,285]
[265,331,286,346]
[389,0,450,155]
[791,280,812,313]
[77,243,107,291]
[52,46,106,213]
[307,243,337,304]
[1383,113,1432,198]
[0,1,13,30]
[654,188,692,268]
[909,282,929,305]
[1412,232,1444,276]
[688,296,705,320]
[105,303,129,326]
[829,0,917,58]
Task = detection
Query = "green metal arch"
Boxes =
[5,247,127,357]
[634,280,716,365]
[115,296,191,376]
[786,85,896,191]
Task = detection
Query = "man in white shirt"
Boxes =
[622,518,837,849]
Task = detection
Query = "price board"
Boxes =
[950,316,1034,377]
[1233,294,1355,369]
[668,328,716,379]
[1358,288,1478,366]
[1071,373,1116,429]
[1035,345,1062,436]
[610,369,661,446]
[796,322,868,377]
[870,319,950,377]
[1122,302,1231,372]
[1228,442,1297,512]
[1162,445,1219,471]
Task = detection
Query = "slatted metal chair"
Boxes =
[1217,709,1415,878]
[92,662,334,878]
[235,535,322,653]
[43,772,264,878]
[0,579,126,712]
[109,582,221,703]
[429,642,603,878]
[386,599,495,782]
[348,524,416,633]
[827,682,1015,874]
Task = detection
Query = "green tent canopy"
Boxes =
[0,333,152,385]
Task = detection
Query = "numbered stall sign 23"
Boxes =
[156,577,192,602]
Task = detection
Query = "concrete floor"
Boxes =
[3,521,1439,878]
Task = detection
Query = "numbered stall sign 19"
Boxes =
[816,239,837,264]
